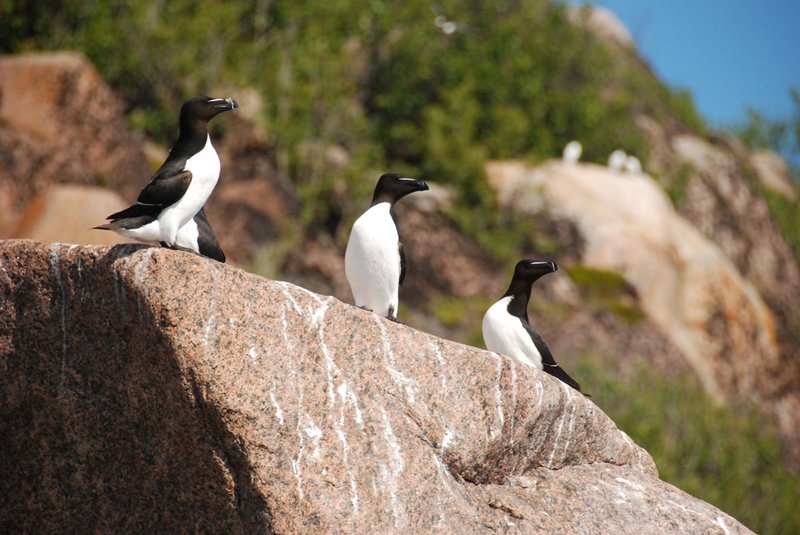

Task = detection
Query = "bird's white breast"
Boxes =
[158,135,220,244]
[175,217,200,253]
[344,202,401,316]
[482,296,543,369]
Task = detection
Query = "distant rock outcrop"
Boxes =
[0,240,751,534]
[672,135,800,348]
[0,52,294,263]
[568,5,634,48]
[13,184,131,246]
[669,135,800,464]
[485,159,800,465]
[750,149,797,200]
[0,52,151,236]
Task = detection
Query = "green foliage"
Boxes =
[565,265,644,323]
[566,264,630,294]
[666,87,707,133]
[732,87,800,177]
[761,187,800,265]
[1,0,711,245]
[418,296,492,348]
[5,6,798,532]
[581,357,800,535]
[428,295,493,329]
[661,163,694,208]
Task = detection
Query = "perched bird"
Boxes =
[95,96,238,257]
[173,208,226,262]
[482,260,583,393]
[345,172,429,321]
[562,140,583,164]
[624,154,642,174]
[607,149,627,172]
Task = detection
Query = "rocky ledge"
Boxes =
[0,240,751,533]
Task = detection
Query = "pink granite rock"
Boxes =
[0,240,752,534]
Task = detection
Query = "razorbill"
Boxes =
[171,207,226,262]
[344,172,429,321]
[482,260,583,393]
[562,140,582,163]
[95,96,237,253]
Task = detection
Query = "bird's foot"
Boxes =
[386,314,404,324]
[162,243,202,257]
[357,305,373,312]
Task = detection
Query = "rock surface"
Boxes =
[672,135,800,352]
[485,159,800,461]
[13,184,131,246]
[750,149,797,200]
[0,52,151,236]
[0,240,751,534]
[568,5,634,48]
[0,52,294,264]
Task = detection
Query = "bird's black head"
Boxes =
[512,259,558,283]
[370,172,429,206]
[180,96,239,125]
[502,259,558,319]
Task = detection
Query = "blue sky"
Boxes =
[575,0,800,128]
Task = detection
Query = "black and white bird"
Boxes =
[482,260,583,393]
[95,96,237,259]
[344,172,429,321]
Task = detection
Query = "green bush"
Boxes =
[565,264,644,323]
[1,0,705,243]
[580,357,800,535]
[761,187,800,265]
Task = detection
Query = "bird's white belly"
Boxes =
[175,218,200,253]
[482,297,543,369]
[345,203,400,316]
[158,135,220,245]
[113,220,164,243]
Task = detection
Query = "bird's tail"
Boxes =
[543,362,589,397]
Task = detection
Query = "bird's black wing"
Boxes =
[136,168,193,206]
[518,318,583,393]
[398,240,406,286]
[194,208,226,263]
[105,202,163,222]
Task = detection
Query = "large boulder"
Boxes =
[485,160,800,463]
[672,135,800,353]
[0,52,152,236]
[0,240,751,533]
[567,5,634,48]
[12,184,131,246]
[749,148,797,200]
[0,52,294,264]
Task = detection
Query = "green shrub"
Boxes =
[761,187,800,265]
[580,357,800,535]
[565,264,644,323]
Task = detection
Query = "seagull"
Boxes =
[562,140,583,163]
[608,149,627,172]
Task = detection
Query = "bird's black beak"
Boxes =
[213,98,238,110]
[527,260,558,273]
